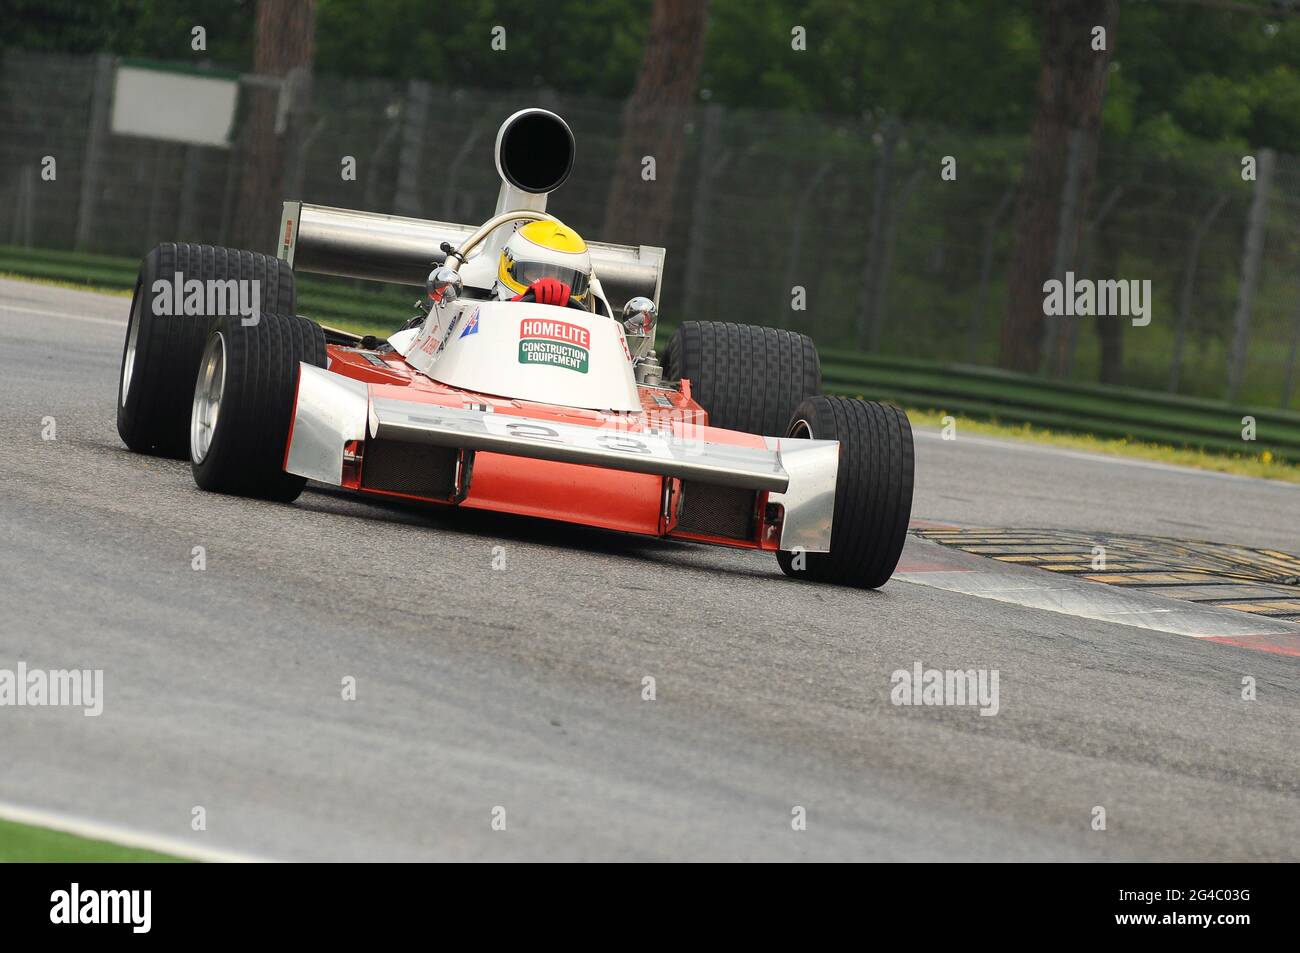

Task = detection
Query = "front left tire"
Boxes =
[190,312,326,502]
[664,321,821,436]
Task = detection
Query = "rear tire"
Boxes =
[777,396,914,589]
[190,312,326,502]
[664,321,820,435]
[117,243,296,457]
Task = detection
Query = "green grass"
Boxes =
[0,818,188,862]
[0,271,132,297]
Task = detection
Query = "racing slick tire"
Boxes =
[665,321,821,436]
[776,396,914,589]
[117,243,297,458]
[190,312,326,503]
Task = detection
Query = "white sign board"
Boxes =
[110,64,238,148]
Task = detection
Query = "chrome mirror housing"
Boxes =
[621,296,657,338]
[426,266,463,306]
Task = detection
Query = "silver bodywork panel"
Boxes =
[764,437,840,553]
[283,364,369,484]
[283,364,838,550]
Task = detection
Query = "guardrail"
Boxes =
[3,243,1297,463]
[817,349,1300,462]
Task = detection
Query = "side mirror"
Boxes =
[621,296,657,338]
[426,266,463,306]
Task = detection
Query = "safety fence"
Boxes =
[4,47,1300,414]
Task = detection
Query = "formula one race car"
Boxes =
[116,108,914,588]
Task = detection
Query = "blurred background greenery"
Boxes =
[3,0,1300,435]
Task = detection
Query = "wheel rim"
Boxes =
[788,418,814,440]
[191,333,226,463]
[121,292,142,404]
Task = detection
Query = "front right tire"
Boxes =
[777,396,915,589]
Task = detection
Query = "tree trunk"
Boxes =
[1094,231,1124,384]
[601,0,709,247]
[232,0,316,253]
[999,0,1118,373]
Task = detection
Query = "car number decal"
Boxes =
[483,415,671,459]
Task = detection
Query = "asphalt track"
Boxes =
[1,278,1297,861]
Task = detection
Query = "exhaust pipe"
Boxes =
[494,108,575,206]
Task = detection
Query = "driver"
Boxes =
[495,220,591,309]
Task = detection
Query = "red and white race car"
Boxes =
[116,109,913,588]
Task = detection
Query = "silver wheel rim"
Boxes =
[789,419,813,440]
[121,293,142,404]
[191,333,226,463]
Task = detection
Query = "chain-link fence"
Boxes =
[5,48,1300,408]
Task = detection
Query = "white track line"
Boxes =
[0,303,124,327]
[0,800,272,863]
[894,563,1300,645]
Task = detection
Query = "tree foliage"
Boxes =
[4,0,1298,150]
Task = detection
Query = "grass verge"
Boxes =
[0,271,132,297]
[0,817,188,862]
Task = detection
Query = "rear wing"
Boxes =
[277,201,665,311]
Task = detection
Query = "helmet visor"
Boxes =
[508,259,589,299]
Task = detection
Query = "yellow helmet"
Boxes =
[496,220,592,302]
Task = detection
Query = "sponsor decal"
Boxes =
[438,313,461,353]
[415,315,442,356]
[518,318,589,373]
[460,307,480,338]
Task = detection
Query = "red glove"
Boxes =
[514,277,571,307]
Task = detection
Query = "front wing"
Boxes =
[284,364,838,551]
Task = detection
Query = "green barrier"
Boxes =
[823,364,1300,441]
[823,380,1299,461]
[823,346,1300,430]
